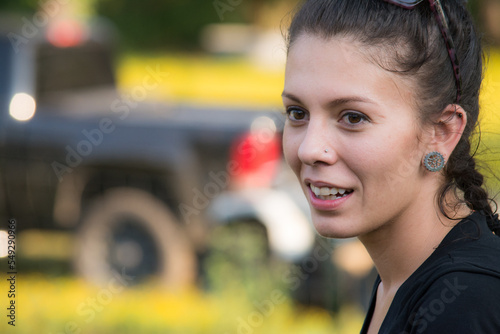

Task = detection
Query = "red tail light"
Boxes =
[46,20,85,48]
[229,128,281,189]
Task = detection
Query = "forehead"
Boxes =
[284,34,415,109]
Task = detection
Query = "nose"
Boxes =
[297,120,338,166]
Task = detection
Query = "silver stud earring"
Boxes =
[324,149,328,153]
[423,151,445,172]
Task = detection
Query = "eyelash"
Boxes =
[285,106,308,122]
[285,106,370,127]
[340,111,370,126]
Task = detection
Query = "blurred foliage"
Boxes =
[2,0,493,51]
[0,0,38,12]
[203,221,289,298]
[95,0,283,51]
[0,0,96,17]
[0,222,364,334]
[0,227,365,334]
[0,274,365,333]
[0,0,281,50]
[95,0,224,51]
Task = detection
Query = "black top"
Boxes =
[360,212,500,334]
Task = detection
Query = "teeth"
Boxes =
[320,187,330,196]
[310,184,351,198]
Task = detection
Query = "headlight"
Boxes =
[9,92,37,121]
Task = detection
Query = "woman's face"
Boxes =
[282,35,430,239]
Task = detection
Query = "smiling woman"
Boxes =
[281,1,500,333]
[283,35,429,239]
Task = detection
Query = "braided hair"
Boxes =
[286,0,500,233]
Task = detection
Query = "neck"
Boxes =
[358,193,470,291]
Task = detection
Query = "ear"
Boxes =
[425,104,467,159]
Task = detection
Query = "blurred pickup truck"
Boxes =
[0,17,316,289]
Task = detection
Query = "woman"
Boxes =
[281,0,500,333]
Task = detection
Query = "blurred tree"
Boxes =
[0,0,95,15]
[1,0,495,54]
[95,0,269,51]
[93,0,500,51]
[0,0,38,12]
[0,0,281,51]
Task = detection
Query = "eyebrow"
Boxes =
[281,91,377,109]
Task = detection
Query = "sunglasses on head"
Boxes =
[383,0,462,103]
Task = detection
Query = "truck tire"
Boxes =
[74,187,196,288]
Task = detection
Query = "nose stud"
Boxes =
[324,149,328,153]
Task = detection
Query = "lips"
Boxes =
[309,184,353,200]
[304,180,354,210]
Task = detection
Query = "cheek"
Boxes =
[282,126,301,173]
[345,131,422,191]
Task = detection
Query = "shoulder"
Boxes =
[396,215,500,334]
[384,214,500,333]
[406,271,500,333]
[429,214,500,277]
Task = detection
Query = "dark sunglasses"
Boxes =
[383,0,462,103]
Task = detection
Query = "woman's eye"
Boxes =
[341,112,369,125]
[286,107,308,121]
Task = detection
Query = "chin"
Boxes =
[311,215,362,239]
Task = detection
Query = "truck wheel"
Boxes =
[74,187,196,288]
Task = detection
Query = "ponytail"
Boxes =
[442,136,500,235]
